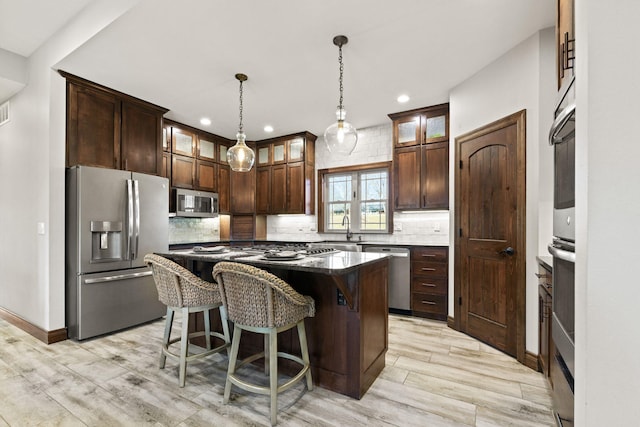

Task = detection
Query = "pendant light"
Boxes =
[324,35,358,155]
[227,73,255,172]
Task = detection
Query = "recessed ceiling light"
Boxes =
[200,117,211,126]
[264,125,274,133]
[397,94,410,103]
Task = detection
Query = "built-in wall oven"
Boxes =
[548,75,575,427]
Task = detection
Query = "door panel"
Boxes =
[133,172,169,267]
[394,147,421,209]
[455,110,526,360]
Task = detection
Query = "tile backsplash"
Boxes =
[266,211,449,245]
[168,217,220,244]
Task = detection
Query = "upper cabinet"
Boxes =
[255,132,316,215]
[557,0,575,89]
[63,72,167,175]
[389,104,449,211]
[163,119,236,194]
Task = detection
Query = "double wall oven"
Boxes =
[548,75,576,426]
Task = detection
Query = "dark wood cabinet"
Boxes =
[287,161,305,214]
[538,262,553,378]
[256,167,271,214]
[195,159,217,192]
[270,164,287,213]
[121,101,163,175]
[230,164,256,214]
[218,164,231,214]
[557,0,575,89]
[230,214,255,240]
[254,132,315,215]
[171,154,195,189]
[63,71,167,174]
[410,246,448,321]
[389,104,449,211]
[422,141,449,209]
[66,82,121,169]
[394,147,421,209]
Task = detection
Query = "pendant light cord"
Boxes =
[238,79,244,134]
[338,43,344,111]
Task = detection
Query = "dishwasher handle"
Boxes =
[363,247,410,257]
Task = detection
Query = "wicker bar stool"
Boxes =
[212,261,314,426]
[144,254,230,387]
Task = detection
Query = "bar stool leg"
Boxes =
[179,307,190,388]
[160,307,174,369]
[224,324,242,404]
[264,334,270,375]
[204,309,212,350]
[297,321,313,391]
[219,305,232,357]
[269,329,278,426]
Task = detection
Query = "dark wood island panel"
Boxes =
[163,251,389,399]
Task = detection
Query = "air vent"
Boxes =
[0,101,9,126]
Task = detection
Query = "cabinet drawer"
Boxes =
[411,246,447,262]
[412,261,447,277]
[411,293,446,315]
[412,276,447,295]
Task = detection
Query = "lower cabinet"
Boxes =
[538,263,553,378]
[410,246,448,320]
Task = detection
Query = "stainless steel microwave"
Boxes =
[174,188,218,218]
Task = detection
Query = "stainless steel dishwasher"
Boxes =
[362,246,410,312]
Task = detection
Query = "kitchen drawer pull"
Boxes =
[420,283,437,287]
[421,300,437,305]
[421,267,436,271]
[421,254,436,257]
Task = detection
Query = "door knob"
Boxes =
[499,247,515,256]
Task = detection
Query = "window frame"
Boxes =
[317,161,393,234]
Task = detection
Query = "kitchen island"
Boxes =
[159,248,389,399]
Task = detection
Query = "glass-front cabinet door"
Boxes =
[257,145,271,166]
[393,115,421,147]
[219,142,229,164]
[273,141,286,164]
[172,127,195,156]
[288,138,304,162]
[423,111,449,144]
[198,138,216,161]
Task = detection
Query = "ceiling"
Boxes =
[1,0,554,140]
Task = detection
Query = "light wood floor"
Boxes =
[0,314,554,426]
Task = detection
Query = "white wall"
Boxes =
[0,0,140,331]
[449,28,555,354]
[574,1,640,424]
[266,123,450,245]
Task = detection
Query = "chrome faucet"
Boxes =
[342,215,353,241]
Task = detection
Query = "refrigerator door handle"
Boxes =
[84,270,153,284]
[133,179,140,260]
[126,179,134,260]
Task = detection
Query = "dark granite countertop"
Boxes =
[158,248,390,275]
[169,240,448,251]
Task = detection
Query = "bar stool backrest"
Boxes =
[212,261,315,329]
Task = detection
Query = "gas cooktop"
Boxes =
[243,244,340,256]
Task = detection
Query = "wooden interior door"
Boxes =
[454,110,526,361]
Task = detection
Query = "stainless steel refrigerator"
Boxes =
[66,165,168,340]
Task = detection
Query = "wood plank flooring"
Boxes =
[0,314,554,426]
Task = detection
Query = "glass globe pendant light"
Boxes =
[324,35,358,155]
[227,73,255,172]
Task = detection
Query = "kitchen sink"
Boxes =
[308,241,361,252]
